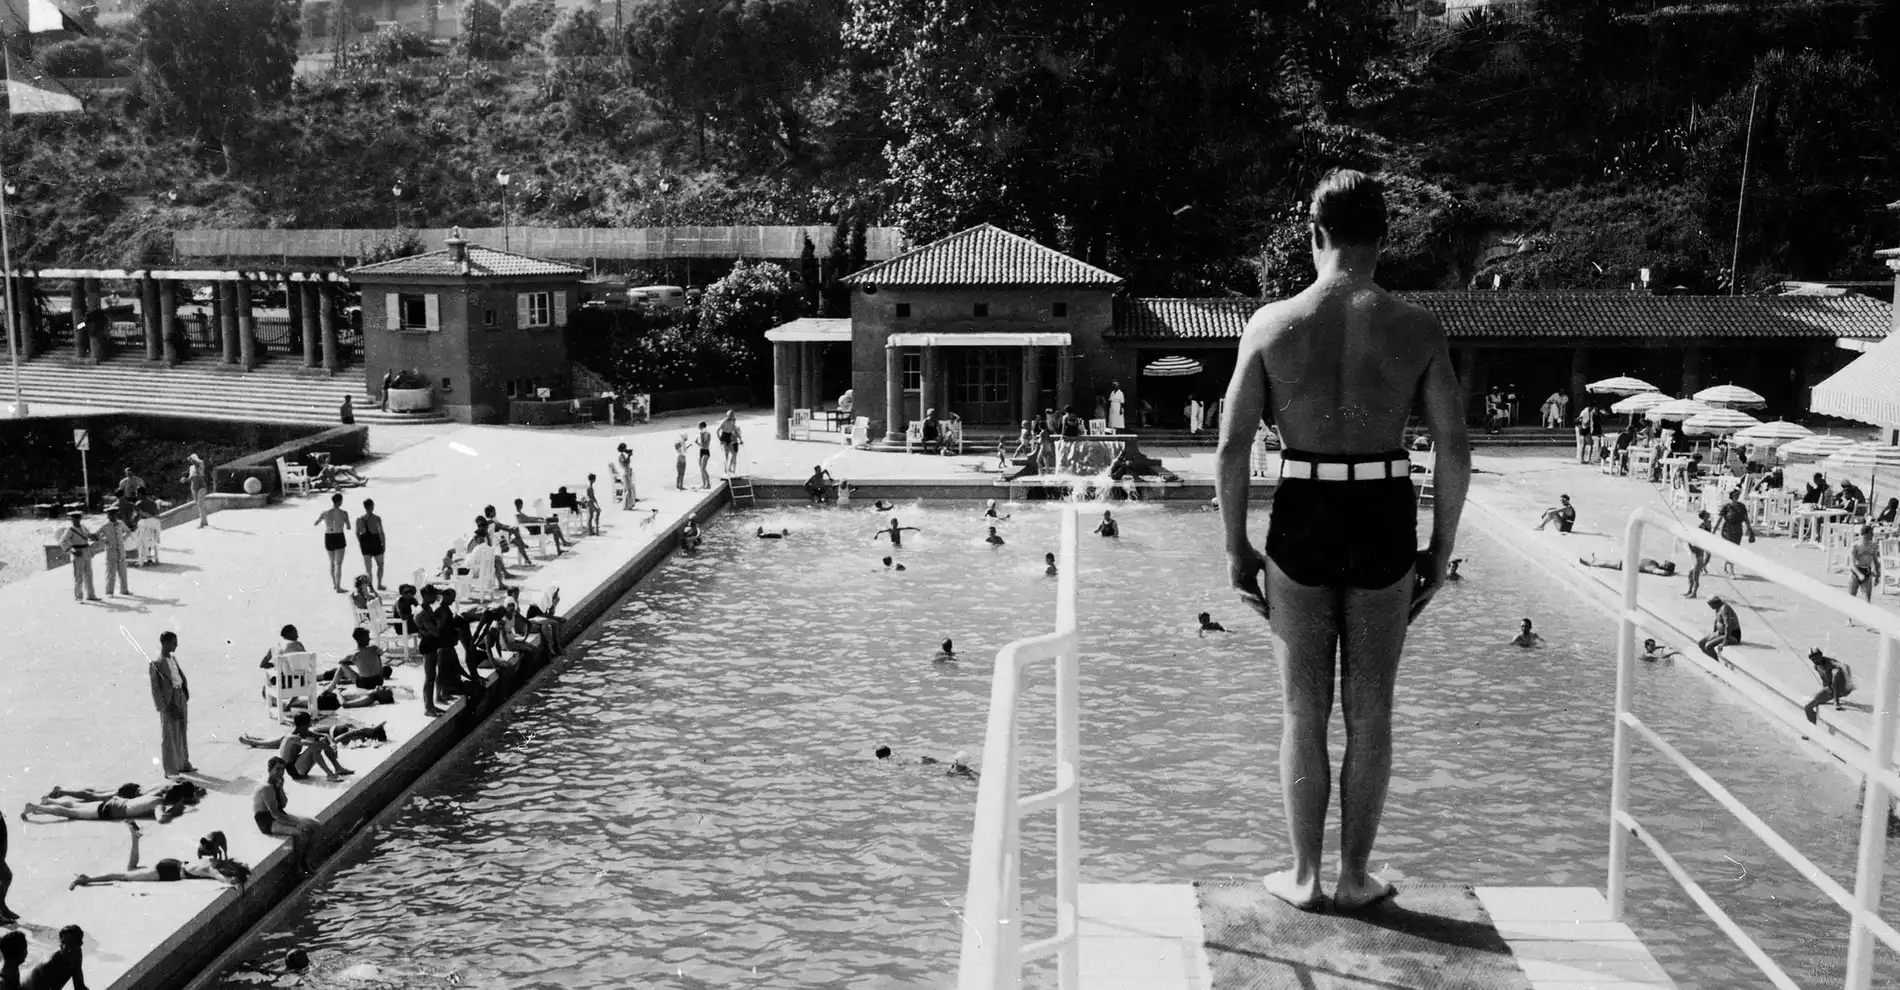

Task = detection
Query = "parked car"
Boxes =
[628,285,688,312]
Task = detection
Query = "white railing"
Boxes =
[1610,507,1900,990]
[958,505,1081,990]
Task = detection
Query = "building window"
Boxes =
[902,352,921,391]
[1051,302,1068,317]
[440,377,452,391]
[399,295,427,330]
[895,302,911,318]
[485,309,497,327]
[518,291,552,328]
[973,302,989,318]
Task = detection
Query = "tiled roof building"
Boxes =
[843,224,1123,288]
[348,245,585,280]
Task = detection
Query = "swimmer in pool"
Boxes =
[1510,618,1543,648]
[875,745,893,759]
[1198,612,1227,637]
[1639,638,1679,662]
[680,518,702,549]
[934,638,957,662]
[874,518,920,547]
[873,500,897,512]
[983,499,1011,521]
[882,556,906,572]
[1094,510,1119,538]
[1044,552,1058,577]
[920,751,979,778]
[756,526,788,539]
[1446,558,1463,581]
[984,527,1005,547]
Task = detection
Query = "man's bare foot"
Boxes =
[69,875,90,890]
[1334,874,1399,912]
[1262,869,1327,911]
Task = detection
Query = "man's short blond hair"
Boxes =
[1309,169,1388,246]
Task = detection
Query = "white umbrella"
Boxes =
[1588,376,1659,396]
[1143,355,1204,377]
[1610,392,1670,415]
[1683,408,1761,436]
[1732,420,1814,444]
[1777,434,1855,462]
[1823,443,1900,503]
[1693,384,1768,409]
[1645,398,1712,423]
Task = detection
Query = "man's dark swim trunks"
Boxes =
[1267,449,1418,590]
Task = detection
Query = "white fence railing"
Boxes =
[1610,507,1900,990]
[958,505,1081,990]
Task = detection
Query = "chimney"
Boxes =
[1640,267,1652,292]
[445,226,469,274]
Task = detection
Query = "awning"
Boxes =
[1813,331,1900,428]
[764,318,852,343]
[886,331,1071,348]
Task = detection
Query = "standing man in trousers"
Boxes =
[149,631,194,776]
[59,511,99,603]
[1215,169,1470,912]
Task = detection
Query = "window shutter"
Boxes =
[517,293,531,327]
[385,293,399,331]
[553,291,568,326]
[424,293,440,332]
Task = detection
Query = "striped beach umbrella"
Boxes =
[1587,376,1659,395]
[1610,392,1671,415]
[1732,420,1814,449]
[1822,442,1900,502]
[1777,434,1855,462]
[1693,384,1768,409]
[1645,398,1712,423]
[1683,408,1761,436]
[1142,355,1204,377]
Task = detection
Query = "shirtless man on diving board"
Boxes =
[1215,169,1472,913]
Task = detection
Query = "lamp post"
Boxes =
[391,183,404,227]
[496,169,511,251]
[1,174,24,417]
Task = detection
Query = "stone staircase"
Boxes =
[3,352,449,426]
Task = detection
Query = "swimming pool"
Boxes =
[210,501,1897,989]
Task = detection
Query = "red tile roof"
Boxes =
[348,245,584,279]
[842,224,1122,288]
[1113,291,1893,341]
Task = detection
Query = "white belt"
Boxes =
[1279,458,1412,482]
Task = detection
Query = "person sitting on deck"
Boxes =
[20,925,88,990]
[514,499,570,554]
[1838,480,1868,515]
[1578,554,1676,576]
[348,574,382,615]
[259,625,307,669]
[1198,612,1228,637]
[1107,438,1179,482]
[921,409,942,450]
[1803,473,1829,506]
[1877,498,1899,525]
[465,517,516,582]
[804,466,838,504]
[1094,511,1119,538]
[70,823,250,889]
[252,758,317,867]
[1698,597,1742,658]
[984,527,1005,547]
[325,628,387,690]
[1804,647,1855,724]
[482,506,535,568]
[1510,619,1543,648]
[277,712,355,782]
[23,781,200,823]
[1534,494,1576,533]
[394,584,420,634]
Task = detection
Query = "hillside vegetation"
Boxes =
[0,0,1895,298]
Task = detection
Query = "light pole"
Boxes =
[496,169,511,251]
[391,183,404,227]
[1,173,25,417]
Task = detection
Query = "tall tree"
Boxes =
[136,0,299,173]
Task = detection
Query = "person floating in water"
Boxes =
[873,500,897,512]
[756,526,788,540]
[1094,511,1119,538]
[1445,559,1463,581]
[874,517,920,547]
[921,751,979,779]
[881,556,906,572]
[1198,612,1227,637]
[1639,638,1679,662]
[1510,618,1543,648]
[934,638,957,662]
[875,745,893,760]
[1579,554,1676,577]
[1213,169,1471,914]
[1044,552,1058,577]
[983,499,1011,521]
[984,527,1006,547]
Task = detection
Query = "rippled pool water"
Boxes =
[213,500,1897,989]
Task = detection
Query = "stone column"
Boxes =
[237,278,257,370]
[773,341,793,439]
[1056,345,1073,411]
[286,281,303,360]
[159,279,178,365]
[883,343,903,442]
[70,281,86,361]
[217,282,237,364]
[919,345,937,420]
[1022,345,1040,424]
[1568,347,1588,419]
[140,274,161,361]
[804,342,822,409]
[319,283,339,374]
[300,282,320,368]
[1681,344,1705,397]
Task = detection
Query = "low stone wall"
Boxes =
[651,384,756,414]
[212,425,368,496]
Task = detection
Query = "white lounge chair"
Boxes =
[277,457,313,497]
[264,651,321,723]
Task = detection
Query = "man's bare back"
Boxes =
[1248,285,1443,455]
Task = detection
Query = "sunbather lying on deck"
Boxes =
[70,823,250,888]
[23,781,201,823]
[40,783,147,802]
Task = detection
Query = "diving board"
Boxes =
[1076,883,1675,990]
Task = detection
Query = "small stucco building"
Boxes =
[349,229,585,424]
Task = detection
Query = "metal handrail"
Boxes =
[958,505,1080,990]
[1611,507,1900,990]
